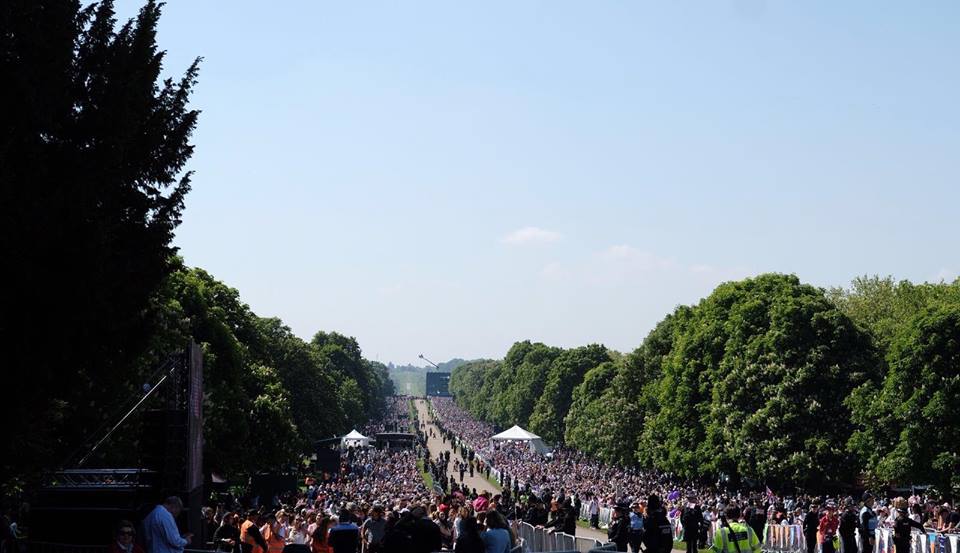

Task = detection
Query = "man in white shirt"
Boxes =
[589,495,601,529]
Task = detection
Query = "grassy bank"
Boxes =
[417,458,434,488]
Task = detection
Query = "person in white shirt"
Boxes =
[588,495,601,529]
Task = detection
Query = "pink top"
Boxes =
[473,496,489,512]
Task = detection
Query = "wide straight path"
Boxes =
[413,398,608,543]
[415,397,499,495]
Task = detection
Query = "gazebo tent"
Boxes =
[490,425,550,455]
[341,429,372,448]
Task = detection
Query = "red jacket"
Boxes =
[108,542,146,553]
[819,514,839,542]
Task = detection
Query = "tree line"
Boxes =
[449,274,960,496]
[0,0,392,496]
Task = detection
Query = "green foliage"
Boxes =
[529,344,611,444]
[563,360,623,460]
[139,266,394,477]
[449,360,499,418]
[849,303,960,495]
[495,341,563,428]
[827,276,960,349]
[566,316,674,466]
[313,332,392,427]
[246,365,300,471]
[452,274,913,490]
[641,275,878,486]
[832,276,960,493]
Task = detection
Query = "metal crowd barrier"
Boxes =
[873,528,959,553]
[763,524,808,553]
[579,503,614,528]
[760,524,960,553]
[514,521,604,553]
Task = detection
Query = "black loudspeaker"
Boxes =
[141,409,187,493]
[314,448,341,475]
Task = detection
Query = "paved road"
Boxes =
[413,398,609,543]
[415,398,500,495]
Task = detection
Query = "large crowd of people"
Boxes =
[139,397,530,553]
[426,397,960,552]
[430,397,721,508]
[4,396,958,553]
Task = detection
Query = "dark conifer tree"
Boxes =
[0,0,200,491]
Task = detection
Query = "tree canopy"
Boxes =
[840,278,960,494]
[448,273,960,493]
[1,0,200,492]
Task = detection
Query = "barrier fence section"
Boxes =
[515,521,604,553]
[579,503,614,528]
[764,524,808,553]
[874,528,960,553]
[762,525,960,553]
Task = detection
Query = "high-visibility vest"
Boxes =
[261,524,285,553]
[241,520,258,549]
[712,522,761,553]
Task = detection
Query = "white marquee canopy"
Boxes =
[341,429,372,448]
[490,425,550,455]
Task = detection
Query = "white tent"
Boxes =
[341,429,371,448]
[490,425,550,455]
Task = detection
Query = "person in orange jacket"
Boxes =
[240,511,268,553]
[260,514,285,553]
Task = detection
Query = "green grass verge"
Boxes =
[480,472,503,491]
[391,372,425,396]
[416,458,434,489]
[407,398,418,432]
[673,540,711,553]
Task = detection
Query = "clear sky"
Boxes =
[115,1,959,366]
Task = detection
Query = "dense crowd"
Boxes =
[5,396,959,553]
[427,396,960,553]
[128,397,528,553]
[430,397,720,507]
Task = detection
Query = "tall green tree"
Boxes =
[251,318,345,442]
[529,344,611,443]
[313,331,387,418]
[495,341,562,428]
[641,274,878,487]
[827,276,960,349]
[566,314,675,466]
[0,0,199,492]
[449,360,500,419]
[562,360,622,459]
[849,303,960,496]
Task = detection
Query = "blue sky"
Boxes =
[116,1,959,365]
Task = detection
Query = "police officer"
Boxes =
[860,493,878,553]
[802,503,821,553]
[893,500,928,553]
[628,502,645,553]
[711,505,761,553]
[839,498,859,553]
[643,495,674,553]
[608,504,632,552]
[682,494,705,553]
